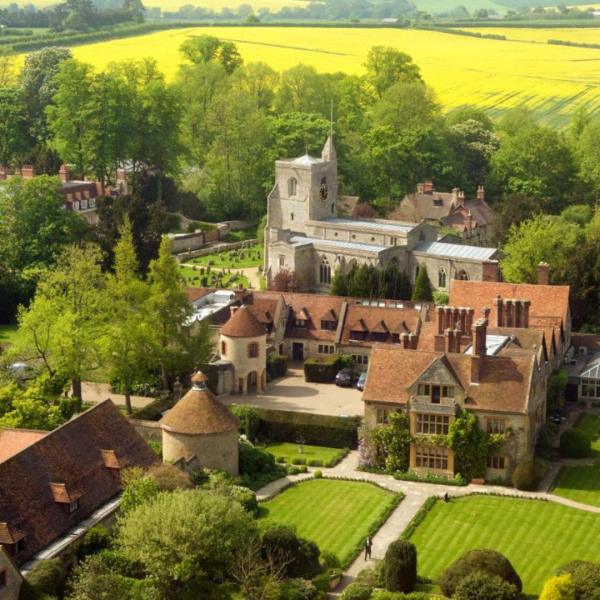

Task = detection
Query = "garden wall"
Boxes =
[169,231,206,253]
[132,420,163,444]
[255,407,361,449]
[174,238,258,263]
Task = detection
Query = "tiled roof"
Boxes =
[0,522,25,545]
[442,199,496,229]
[220,305,267,338]
[363,347,535,414]
[571,333,600,353]
[340,305,421,347]
[160,375,240,435]
[0,400,156,566]
[283,294,345,342]
[450,280,570,328]
[389,190,456,222]
[0,429,46,463]
[49,483,82,504]
[186,287,215,303]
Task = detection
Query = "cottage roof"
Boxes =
[389,190,457,223]
[0,400,156,566]
[220,305,267,338]
[0,429,46,463]
[160,372,240,435]
[442,199,496,230]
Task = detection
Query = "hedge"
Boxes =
[560,427,592,458]
[267,353,288,379]
[256,406,361,449]
[304,354,342,383]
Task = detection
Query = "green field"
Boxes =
[410,495,600,594]
[264,442,344,465]
[259,479,399,565]
[553,413,600,507]
[0,324,20,345]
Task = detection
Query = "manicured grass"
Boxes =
[0,324,20,345]
[188,243,262,269]
[264,442,344,465]
[410,495,600,594]
[553,412,600,507]
[259,479,398,565]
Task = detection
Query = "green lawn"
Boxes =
[188,243,262,269]
[410,495,600,594]
[264,442,344,465]
[553,413,600,507]
[179,265,249,290]
[259,479,398,566]
[0,324,20,345]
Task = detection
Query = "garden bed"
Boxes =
[265,442,348,467]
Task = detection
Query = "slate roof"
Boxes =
[0,429,46,463]
[442,199,496,230]
[450,280,570,329]
[363,347,535,415]
[413,241,498,261]
[160,373,240,435]
[390,190,457,223]
[0,400,157,566]
[220,305,267,338]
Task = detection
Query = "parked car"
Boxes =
[9,362,35,381]
[356,371,367,391]
[335,368,357,387]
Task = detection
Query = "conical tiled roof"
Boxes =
[221,305,267,338]
[160,372,240,435]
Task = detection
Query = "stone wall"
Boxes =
[0,549,22,600]
[174,239,258,264]
[169,231,206,254]
[132,420,162,444]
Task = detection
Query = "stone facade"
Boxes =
[265,138,499,293]
[0,546,22,600]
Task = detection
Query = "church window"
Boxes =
[391,236,398,246]
[320,257,331,284]
[457,270,469,281]
[352,234,356,240]
[438,269,447,288]
[248,343,259,358]
[289,178,298,196]
[290,213,294,221]
[331,203,335,214]
[279,255,285,267]
[321,177,327,186]
[221,341,227,356]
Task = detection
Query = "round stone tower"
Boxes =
[159,371,240,475]
[219,305,267,394]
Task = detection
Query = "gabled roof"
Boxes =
[390,190,457,223]
[363,347,536,414]
[0,428,46,463]
[160,373,240,435]
[0,400,156,566]
[450,280,570,330]
[442,199,496,229]
[0,522,25,545]
[220,305,267,339]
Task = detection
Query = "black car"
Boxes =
[335,368,357,387]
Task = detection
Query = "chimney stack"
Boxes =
[477,185,485,201]
[417,183,424,195]
[423,180,434,194]
[59,165,70,182]
[22,165,36,179]
[457,191,465,207]
[471,317,487,383]
[452,188,460,204]
[538,262,550,286]
[445,328,455,354]
[481,260,499,282]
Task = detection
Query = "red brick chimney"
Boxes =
[423,180,434,194]
[21,165,36,179]
[59,165,70,182]
[470,317,487,383]
[538,262,550,286]
[445,329,455,353]
[482,260,499,282]
[477,185,485,201]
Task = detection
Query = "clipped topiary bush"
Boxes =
[267,353,288,379]
[314,470,323,479]
[304,355,343,383]
[384,539,417,593]
[340,582,373,600]
[560,428,592,459]
[438,549,522,598]
[512,456,546,491]
[453,572,519,600]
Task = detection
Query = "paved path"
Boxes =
[78,382,156,410]
[256,450,600,596]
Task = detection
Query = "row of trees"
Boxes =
[5,219,212,414]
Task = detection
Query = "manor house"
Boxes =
[264,136,499,294]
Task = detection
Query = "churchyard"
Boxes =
[258,479,401,567]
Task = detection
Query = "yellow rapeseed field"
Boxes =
[30,0,312,8]
[66,26,600,126]
[459,26,600,43]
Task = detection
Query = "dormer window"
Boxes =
[49,483,82,514]
[350,330,366,342]
[69,498,80,514]
[417,384,455,404]
[321,320,336,331]
[294,319,306,328]
[101,450,123,474]
[433,198,443,206]
[371,332,387,343]
[0,523,26,556]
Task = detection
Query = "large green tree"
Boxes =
[364,46,422,100]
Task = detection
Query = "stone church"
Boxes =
[264,136,499,294]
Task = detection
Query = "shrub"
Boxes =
[288,466,300,475]
[304,354,343,383]
[148,464,192,491]
[306,459,323,467]
[560,428,592,459]
[283,578,320,600]
[341,582,373,600]
[536,422,557,460]
[231,405,260,443]
[321,552,341,569]
[22,559,67,599]
[147,439,162,459]
[314,470,323,478]
[276,455,286,463]
[384,540,417,593]
[262,527,322,579]
[438,549,522,598]
[78,524,111,558]
[267,353,288,379]
[373,593,429,600]
[299,465,308,473]
[539,574,576,600]
[512,456,546,491]
[59,395,82,419]
[229,486,259,517]
[340,354,356,369]
[548,369,568,411]
[556,560,600,600]
[239,439,276,475]
[454,572,519,600]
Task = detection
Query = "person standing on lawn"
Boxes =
[364,536,372,560]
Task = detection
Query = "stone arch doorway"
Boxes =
[247,371,258,392]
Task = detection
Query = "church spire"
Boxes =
[321,134,336,162]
